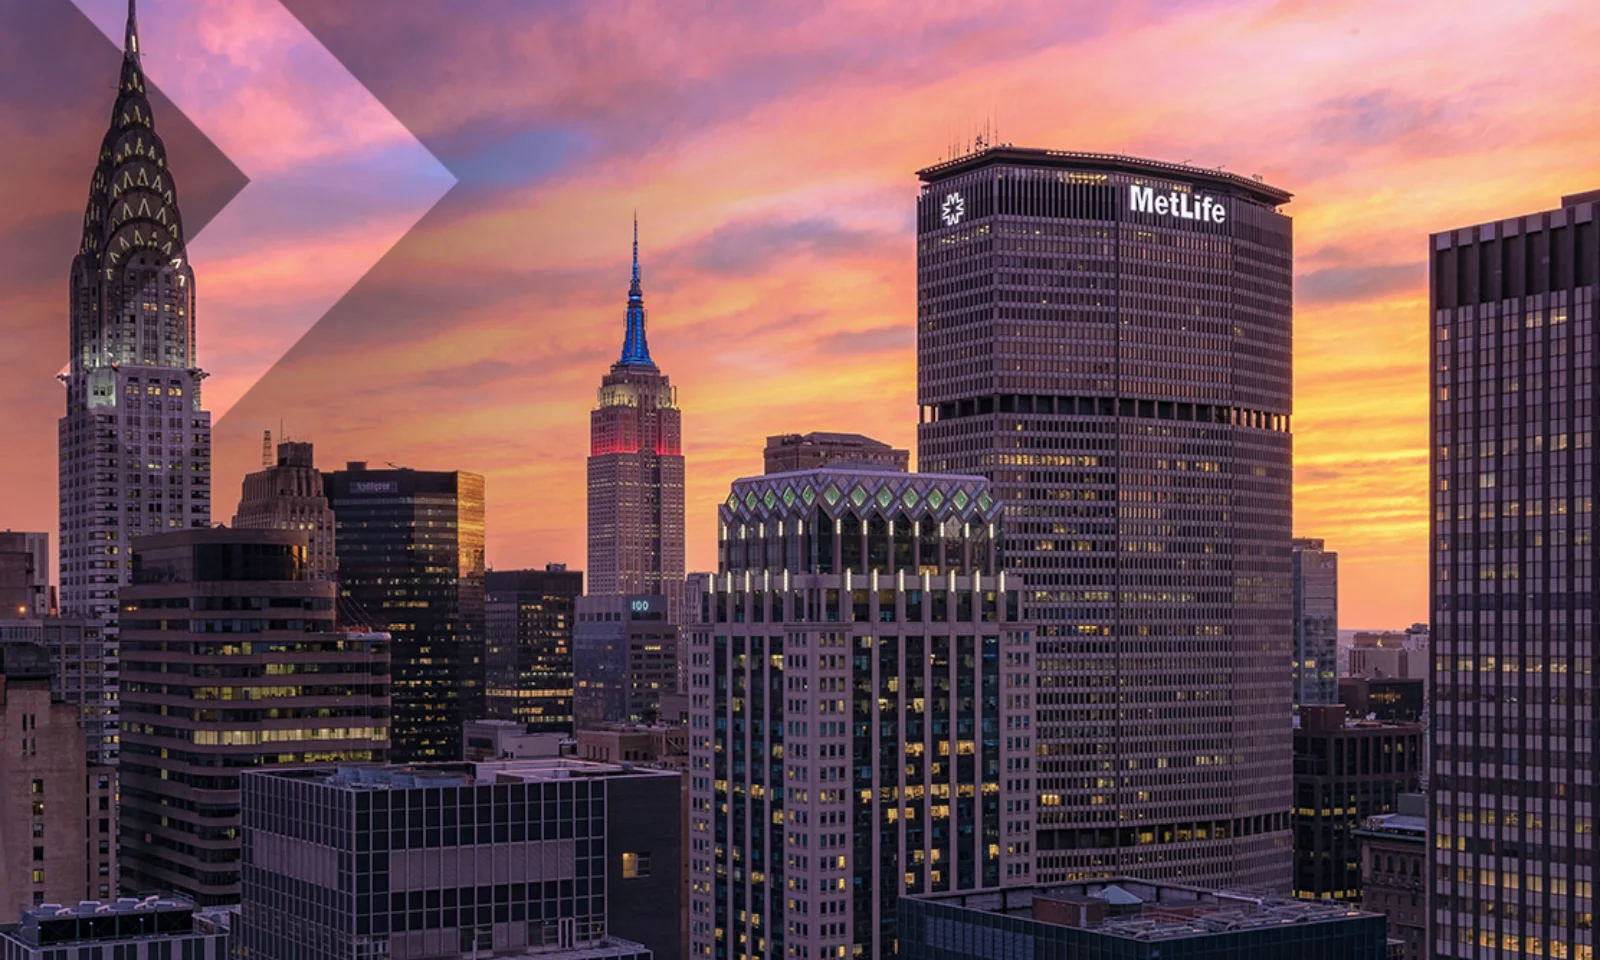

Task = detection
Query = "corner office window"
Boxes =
[622,852,651,878]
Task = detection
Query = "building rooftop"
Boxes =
[909,879,1377,943]
[724,467,1002,526]
[6,897,210,947]
[916,146,1293,207]
[257,758,678,791]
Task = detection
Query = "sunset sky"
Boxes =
[7,0,1600,628]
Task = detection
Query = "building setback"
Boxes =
[588,220,686,623]
[1291,705,1422,903]
[1430,189,1600,959]
[1293,538,1339,709]
[485,565,583,733]
[574,593,678,727]
[326,463,485,762]
[762,432,910,475]
[117,528,390,905]
[59,1,211,623]
[898,878,1389,960]
[233,437,338,580]
[689,466,1036,960]
[914,147,1296,888]
[237,759,680,960]
[1355,794,1427,960]
[0,645,115,908]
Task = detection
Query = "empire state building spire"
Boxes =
[618,214,653,366]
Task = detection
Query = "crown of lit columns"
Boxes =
[79,0,189,280]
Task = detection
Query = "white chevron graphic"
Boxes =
[72,0,457,420]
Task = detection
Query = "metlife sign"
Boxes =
[1129,184,1227,224]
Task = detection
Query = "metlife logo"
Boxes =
[1129,184,1227,224]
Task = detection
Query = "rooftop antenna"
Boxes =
[261,430,271,468]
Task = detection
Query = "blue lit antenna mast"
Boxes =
[619,214,654,366]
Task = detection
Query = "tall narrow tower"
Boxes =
[587,220,685,621]
[59,0,212,624]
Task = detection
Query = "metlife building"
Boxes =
[915,148,1295,889]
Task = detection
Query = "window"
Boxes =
[32,846,43,862]
[30,869,43,884]
[30,779,42,795]
[31,801,44,816]
[622,852,651,878]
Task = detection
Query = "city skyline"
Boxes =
[8,0,1600,632]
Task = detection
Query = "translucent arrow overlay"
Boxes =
[71,0,457,420]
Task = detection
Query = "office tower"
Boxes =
[485,564,583,733]
[1,897,231,960]
[117,528,391,904]
[915,147,1295,887]
[232,437,338,579]
[1291,705,1422,902]
[238,759,681,960]
[574,594,678,727]
[326,463,486,762]
[0,617,116,764]
[1355,793,1427,960]
[0,644,111,906]
[0,532,50,617]
[898,879,1389,960]
[59,0,211,621]
[1349,625,1430,680]
[1338,677,1426,724]
[688,466,1036,960]
[762,432,910,474]
[1430,190,1600,959]
[588,220,686,623]
[1293,538,1339,708]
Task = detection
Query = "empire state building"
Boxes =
[587,221,684,621]
[59,0,212,625]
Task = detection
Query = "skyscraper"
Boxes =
[117,528,390,904]
[588,220,685,623]
[688,465,1036,960]
[484,564,583,732]
[573,593,677,727]
[232,438,337,579]
[1292,537,1339,709]
[0,532,50,617]
[326,463,486,762]
[915,148,1295,888]
[1430,189,1600,959]
[59,0,211,622]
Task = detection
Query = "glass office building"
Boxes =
[1430,190,1600,959]
[485,565,584,732]
[326,464,486,762]
[915,148,1295,888]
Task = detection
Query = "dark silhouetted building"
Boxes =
[762,432,910,474]
[574,594,677,727]
[117,528,390,904]
[326,463,485,762]
[0,644,113,907]
[59,3,211,623]
[485,565,583,733]
[1293,538,1339,709]
[238,759,679,960]
[233,437,337,580]
[1428,191,1600,958]
[689,466,1036,960]
[588,221,685,624]
[915,146,1295,888]
[1292,706,1422,903]
[899,878,1388,960]
[1355,794,1426,960]
[0,532,50,618]
[1339,677,1425,724]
